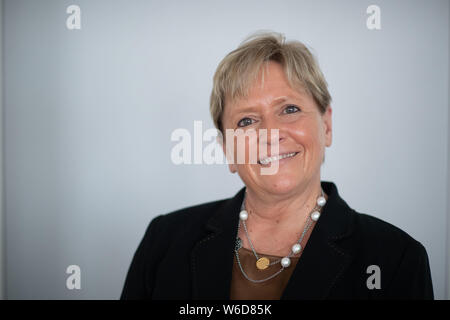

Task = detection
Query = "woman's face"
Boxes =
[221,61,332,197]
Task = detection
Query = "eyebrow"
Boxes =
[233,96,291,115]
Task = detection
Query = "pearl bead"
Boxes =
[281,257,291,268]
[317,196,326,207]
[292,243,302,254]
[311,211,321,221]
[239,210,248,221]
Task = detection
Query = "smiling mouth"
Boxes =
[258,152,299,165]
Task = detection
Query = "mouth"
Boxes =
[258,152,299,165]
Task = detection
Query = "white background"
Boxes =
[1,0,449,299]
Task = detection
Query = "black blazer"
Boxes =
[121,181,434,299]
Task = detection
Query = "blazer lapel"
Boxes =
[281,182,356,299]
[190,188,245,299]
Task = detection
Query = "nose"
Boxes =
[258,116,286,146]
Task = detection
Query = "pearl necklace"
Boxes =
[234,189,326,283]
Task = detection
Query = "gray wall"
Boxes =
[2,0,449,299]
[447,0,450,300]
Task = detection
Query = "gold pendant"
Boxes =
[256,257,270,270]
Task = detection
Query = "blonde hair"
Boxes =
[210,31,332,132]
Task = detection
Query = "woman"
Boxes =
[121,32,433,299]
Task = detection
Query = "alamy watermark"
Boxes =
[170,121,281,175]
[66,265,81,290]
[366,265,381,290]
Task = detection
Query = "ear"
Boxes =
[217,134,237,174]
[322,106,332,147]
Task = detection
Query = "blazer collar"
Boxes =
[190,181,356,299]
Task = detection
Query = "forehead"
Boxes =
[225,62,311,112]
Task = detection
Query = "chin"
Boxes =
[263,176,301,195]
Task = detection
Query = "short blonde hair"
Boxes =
[210,31,332,132]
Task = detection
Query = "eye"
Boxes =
[237,117,255,127]
[283,105,301,114]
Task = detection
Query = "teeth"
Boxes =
[259,152,297,165]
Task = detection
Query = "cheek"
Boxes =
[230,133,259,164]
[289,121,323,151]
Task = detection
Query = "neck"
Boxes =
[244,179,324,233]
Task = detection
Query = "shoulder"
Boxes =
[349,210,428,265]
[353,212,416,245]
[139,197,229,245]
[154,197,228,230]
[323,181,426,256]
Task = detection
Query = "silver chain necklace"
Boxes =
[234,188,326,283]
